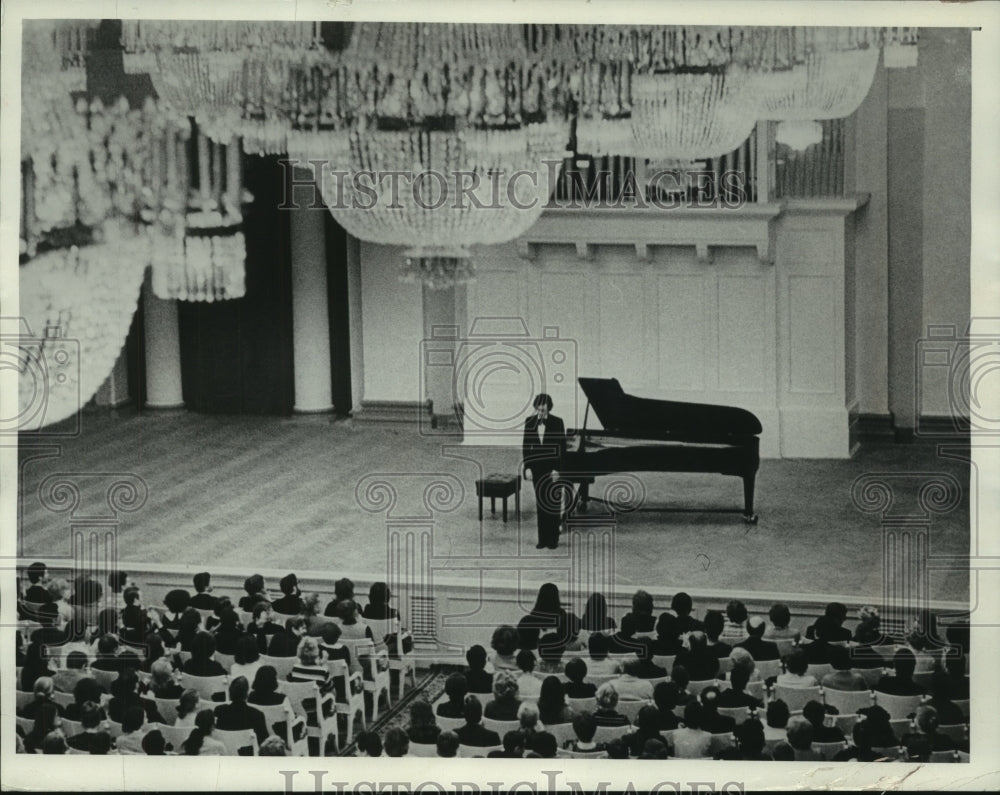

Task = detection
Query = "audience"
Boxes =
[855,705,901,750]
[213,607,246,655]
[698,685,737,734]
[716,666,763,710]
[527,730,558,759]
[670,592,703,635]
[776,649,817,688]
[802,699,845,743]
[675,631,721,681]
[563,712,606,755]
[41,730,69,755]
[802,616,836,665]
[248,602,284,650]
[289,636,333,692]
[174,690,201,727]
[702,611,733,660]
[64,678,107,722]
[832,720,881,762]
[190,572,217,611]
[174,607,203,652]
[672,701,712,759]
[592,682,629,727]
[515,701,541,747]
[436,673,468,718]
[354,731,383,757]
[116,705,148,754]
[580,592,617,633]
[214,675,269,746]
[259,736,289,756]
[490,625,520,670]
[183,631,227,677]
[875,648,925,696]
[436,730,460,758]
[248,666,290,709]
[272,574,304,616]
[21,640,57,691]
[455,695,502,748]
[924,670,964,726]
[488,730,524,758]
[821,645,868,691]
[721,600,749,644]
[624,705,672,758]
[181,708,226,755]
[607,613,654,658]
[142,729,168,755]
[267,616,307,657]
[900,705,956,761]
[763,603,800,644]
[230,634,264,683]
[719,718,773,761]
[53,650,90,694]
[515,650,542,699]
[586,632,620,676]
[652,681,681,731]
[537,676,575,726]
[735,616,780,661]
[65,701,111,754]
[108,668,164,724]
[484,669,522,720]
[405,700,441,744]
[610,658,655,700]
[773,715,823,761]
[564,657,597,699]
[464,645,494,694]
[518,583,580,650]
[763,699,790,748]
[806,602,851,642]
[621,589,656,634]
[23,562,51,605]
[239,575,269,613]
[650,612,684,656]
[335,599,375,643]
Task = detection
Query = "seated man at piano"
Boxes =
[563,377,761,523]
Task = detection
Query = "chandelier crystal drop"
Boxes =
[756,47,880,121]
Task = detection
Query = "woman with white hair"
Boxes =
[592,682,630,727]
[484,669,522,721]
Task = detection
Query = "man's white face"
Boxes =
[535,404,550,421]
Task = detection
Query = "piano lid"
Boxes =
[578,377,763,439]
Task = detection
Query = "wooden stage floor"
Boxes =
[15,408,971,605]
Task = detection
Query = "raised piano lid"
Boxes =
[577,377,763,441]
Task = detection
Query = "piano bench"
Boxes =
[475,475,521,522]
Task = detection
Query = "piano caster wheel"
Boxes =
[743,513,758,525]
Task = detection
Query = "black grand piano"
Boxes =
[562,377,762,523]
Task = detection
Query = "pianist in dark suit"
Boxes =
[522,394,567,550]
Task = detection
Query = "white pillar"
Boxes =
[142,271,185,409]
[290,181,334,413]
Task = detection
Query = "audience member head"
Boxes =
[699,685,722,712]
[259,736,288,756]
[122,705,145,735]
[595,682,619,711]
[802,700,827,729]
[670,664,690,689]
[619,613,640,639]
[492,669,519,701]
[656,611,680,641]
[95,608,118,636]
[538,676,566,712]
[533,582,562,616]
[122,586,142,608]
[605,738,629,759]
[297,636,321,665]
[228,675,250,704]
[703,611,724,642]
[80,700,103,730]
[97,633,119,657]
[635,704,660,735]
[178,607,202,639]
[176,689,200,721]
[193,572,211,594]
[356,731,383,757]
[252,601,273,625]
[466,644,488,671]
[785,715,814,751]
[301,593,321,617]
[33,676,55,700]
[436,730,459,758]
[829,644,851,672]
[588,631,610,660]
[914,705,939,735]
[518,701,540,731]
[243,574,265,596]
[335,599,359,624]
[892,647,917,680]
[73,678,103,709]
[463,694,483,725]
[824,602,848,628]
[856,605,881,642]
[537,634,565,666]
[183,709,216,755]
[27,561,48,584]
[769,603,791,630]
[729,665,751,693]
[729,647,756,677]
[746,615,767,638]
[234,634,260,667]
[491,625,519,657]
[142,729,166,755]
[65,650,88,671]
[252,665,279,696]
[639,738,669,760]
[726,600,748,625]
[622,658,643,678]
[367,581,391,609]
[218,606,242,631]
[766,699,790,729]
[573,711,597,743]
[582,592,611,630]
[320,621,343,647]
[280,573,300,597]
[632,589,654,617]
[653,681,679,714]
[735,718,766,756]
[108,570,129,594]
[529,731,558,759]
[851,720,871,751]
[682,700,704,730]
[516,649,536,674]
[190,630,216,661]
[46,578,69,604]
[408,699,437,729]
[42,731,68,755]
[444,672,467,704]
[565,657,587,683]
[501,730,523,757]
[213,596,233,617]
[785,648,808,676]
[334,577,354,602]
[671,591,694,618]
[687,630,708,652]
[285,617,306,637]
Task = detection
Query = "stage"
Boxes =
[15,407,970,617]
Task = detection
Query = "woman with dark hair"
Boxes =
[181,708,226,755]
[580,592,617,633]
[213,607,245,655]
[721,600,749,643]
[22,698,62,754]
[271,574,304,616]
[335,599,375,642]
[536,676,575,727]
[175,607,202,652]
[139,633,170,674]
[406,700,441,744]
[383,727,410,758]
[183,631,226,677]
[875,648,926,696]
[621,590,656,634]
[651,612,684,656]
[230,633,263,683]
[108,668,164,724]
[436,673,468,718]
[564,658,597,699]
[20,641,56,691]
[624,704,672,757]
[239,574,269,612]
[205,596,232,633]
[64,677,107,722]
[318,621,356,673]
[174,689,201,727]
[763,603,801,644]
[515,649,541,699]
[775,648,817,687]
[362,582,398,621]
[518,583,581,650]
[248,666,290,708]
[491,625,521,670]
[160,589,192,632]
[653,681,681,731]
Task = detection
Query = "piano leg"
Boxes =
[743,474,758,524]
[578,481,590,511]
